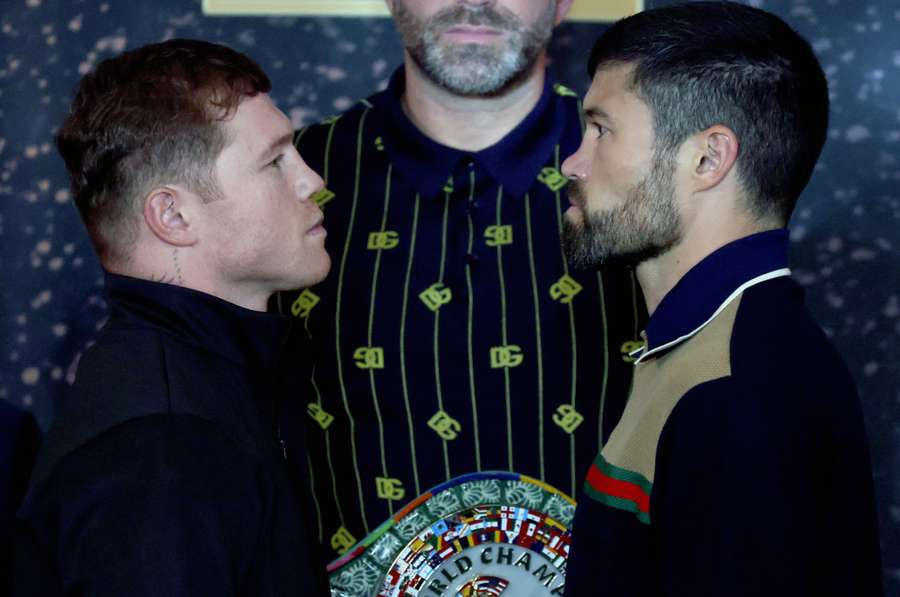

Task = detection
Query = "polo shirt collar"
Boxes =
[376,67,566,200]
[635,229,792,363]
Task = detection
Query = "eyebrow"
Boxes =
[258,131,294,161]
[584,107,615,125]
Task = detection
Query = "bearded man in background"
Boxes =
[276,2,646,590]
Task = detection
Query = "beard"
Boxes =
[391,1,555,97]
[562,151,682,268]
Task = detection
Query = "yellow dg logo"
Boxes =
[354,347,385,369]
[549,274,583,304]
[553,83,578,97]
[311,188,335,208]
[376,477,406,501]
[290,289,320,318]
[552,404,584,434]
[621,340,646,363]
[428,409,462,441]
[419,282,452,312]
[307,403,334,430]
[443,176,454,194]
[368,230,400,250]
[538,167,568,192]
[484,225,513,247]
[490,345,524,369]
[331,526,357,554]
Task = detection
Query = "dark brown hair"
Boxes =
[56,39,271,264]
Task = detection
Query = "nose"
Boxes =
[561,136,590,181]
[294,153,325,202]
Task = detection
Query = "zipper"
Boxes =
[277,423,287,461]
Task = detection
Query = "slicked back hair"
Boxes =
[56,39,271,265]
[588,1,829,223]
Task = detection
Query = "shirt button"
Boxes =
[465,253,479,265]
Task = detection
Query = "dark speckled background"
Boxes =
[1,0,898,592]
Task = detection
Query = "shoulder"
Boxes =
[24,413,266,518]
[651,278,861,466]
[17,415,272,597]
[728,278,858,413]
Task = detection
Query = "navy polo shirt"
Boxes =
[277,68,646,556]
[565,230,883,596]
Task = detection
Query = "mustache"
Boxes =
[567,179,587,212]
[429,4,522,33]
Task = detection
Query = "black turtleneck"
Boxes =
[14,273,329,597]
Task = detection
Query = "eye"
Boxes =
[590,122,609,138]
[268,154,285,168]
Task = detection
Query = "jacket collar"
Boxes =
[635,229,792,363]
[375,67,567,200]
[104,273,294,373]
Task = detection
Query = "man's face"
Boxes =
[390,0,556,96]
[561,64,682,267]
[204,93,330,296]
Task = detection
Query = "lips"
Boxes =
[445,25,501,35]
[568,180,587,211]
[306,215,326,235]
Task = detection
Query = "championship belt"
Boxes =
[328,471,575,596]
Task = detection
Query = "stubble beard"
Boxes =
[562,152,682,268]
[392,1,555,97]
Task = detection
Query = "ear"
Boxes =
[691,125,739,193]
[555,0,575,25]
[143,187,198,247]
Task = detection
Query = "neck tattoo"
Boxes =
[172,248,184,286]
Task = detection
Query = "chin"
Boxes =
[300,255,332,288]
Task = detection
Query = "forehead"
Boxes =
[584,63,640,111]
[220,93,291,155]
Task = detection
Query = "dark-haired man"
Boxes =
[278,0,646,571]
[14,39,330,596]
[560,2,883,595]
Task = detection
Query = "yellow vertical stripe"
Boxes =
[311,364,345,527]
[321,119,338,184]
[399,195,422,496]
[596,271,610,451]
[524,193,546,480]
[465,170,481,471]
[306,451,323,543]
[494,186,514,470]
[367,164,394,514]
[297,118,346,534]
[552,144,579,497]
[293,126,310,148]
[435,189,452,480]
[333,108,371,534]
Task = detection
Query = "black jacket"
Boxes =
[1,400,40,595]
[14,273,329,597]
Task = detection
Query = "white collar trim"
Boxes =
[633,268,792,365]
